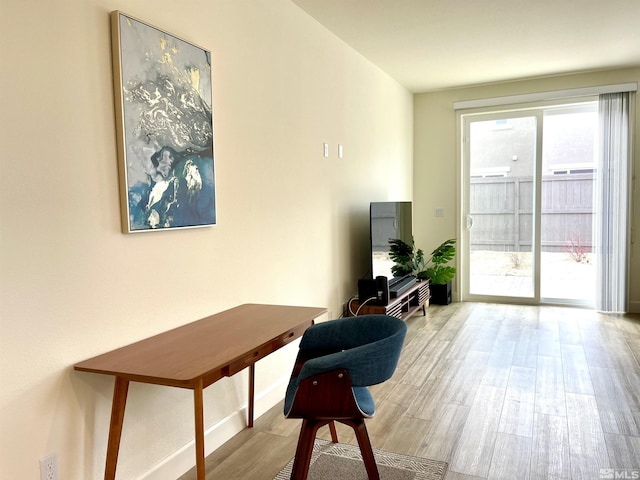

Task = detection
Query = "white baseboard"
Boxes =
[136,378,288,480]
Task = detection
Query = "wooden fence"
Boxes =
[469,173,594,253]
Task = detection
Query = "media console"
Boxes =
[348,280,430,320]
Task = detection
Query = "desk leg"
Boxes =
[194,380,206,480]
[105,377,129,480]
[248,364,255,427]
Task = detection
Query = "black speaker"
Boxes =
[358,276,389,306]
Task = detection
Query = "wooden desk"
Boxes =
[74,303,327,480]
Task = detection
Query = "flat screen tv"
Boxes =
[369,201,413,282]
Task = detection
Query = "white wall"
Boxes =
[413,68,640,309]
[0,1,413,478]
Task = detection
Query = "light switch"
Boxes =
[338,144,343,158]
[323,143,329,158]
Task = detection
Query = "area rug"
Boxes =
[275,439,448,480]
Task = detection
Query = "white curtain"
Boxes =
[595,92,631,312]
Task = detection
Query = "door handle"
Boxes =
[466,215,474,230]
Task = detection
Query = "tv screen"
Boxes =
[370,201,413,280]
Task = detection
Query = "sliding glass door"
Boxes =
[461,101,597,306]
[464,112,541,300]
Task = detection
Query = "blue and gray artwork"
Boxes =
[118,14,215,230]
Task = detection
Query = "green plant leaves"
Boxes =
[431,239,456,265]
[426,265,456,284]
[389,238,420,277]
[389,238,457,285]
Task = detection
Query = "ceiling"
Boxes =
[291,0,640,93]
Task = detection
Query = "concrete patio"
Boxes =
[469,251,595,303]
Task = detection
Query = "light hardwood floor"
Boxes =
[179,302,640,480]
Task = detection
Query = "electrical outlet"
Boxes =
[40,453,59,480]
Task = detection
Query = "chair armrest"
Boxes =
[299,317,381,352]
[295,315,407,387]
[297,343,391,387]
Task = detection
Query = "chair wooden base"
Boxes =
[290,418,379,480]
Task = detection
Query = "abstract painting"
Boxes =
[111,11,215,232]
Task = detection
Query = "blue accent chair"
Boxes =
[283,315,407,480]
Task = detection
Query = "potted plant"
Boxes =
[389,238,456,305]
